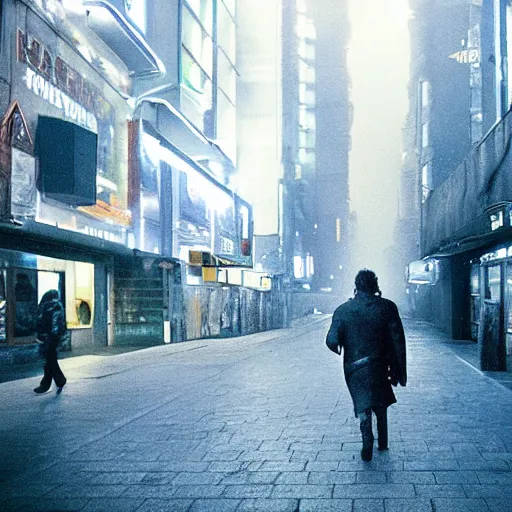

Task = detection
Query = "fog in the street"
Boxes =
[347,0,411,298]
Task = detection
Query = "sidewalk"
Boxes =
[0,314,328,384]
[403,317,512,393]
[1,315,511,512]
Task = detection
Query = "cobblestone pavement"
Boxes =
[1,316,511,512]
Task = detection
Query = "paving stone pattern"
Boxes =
[0,316,511,511]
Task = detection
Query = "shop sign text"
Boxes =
[16,29,112,131]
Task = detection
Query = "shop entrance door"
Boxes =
[470,264,481,341]
[479,264,506,370]
[505,263,512,371]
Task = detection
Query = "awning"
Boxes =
[189,250,251,268]
[137,97,235,178]
[425,226,512,258]
[83,1,165,77]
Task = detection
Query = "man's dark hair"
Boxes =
[355,269,381,296]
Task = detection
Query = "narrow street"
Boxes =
[1,315,511,512]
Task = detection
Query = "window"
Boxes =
[217,51,236,103]
[487,264,501,301]
[182,6,213,76]
[184,0,213,33]
[125,0,146,33]
[216,89,236,158]
[181,49,213,105]
[422,164,431,202]
[421,122,429,148]
[490,210,504,231]
[421,80,430,108]
[299,59,315,84]
[507,2,512,109]
[217,1,236,64]
[221,0,235,18]
[0,271,6,342]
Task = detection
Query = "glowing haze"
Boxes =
[347,0,411,299]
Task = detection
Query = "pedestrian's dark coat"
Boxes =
[37,289,66,352]
[326,292,406,416]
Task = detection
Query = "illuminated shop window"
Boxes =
[37,257,95,328]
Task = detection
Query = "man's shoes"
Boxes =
[361,445,373,461]
[360,433,374,461]
[33,385,50,394]
[56,380,67,394]
[378,445,389,451]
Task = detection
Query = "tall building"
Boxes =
[405,0,512,372]
[308,0,351,297]
[398,0,473,314]
[236,0,283,275]
[0,0,283,361]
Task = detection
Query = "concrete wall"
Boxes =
[423,110,512,256]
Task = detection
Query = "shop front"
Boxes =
[477,247,512,371]
[0,0,163,356]
[0,247,100,350]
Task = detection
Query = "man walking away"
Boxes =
[326,269,406,461]
[34,289,67,394]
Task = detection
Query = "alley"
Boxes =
[1,316,511,512]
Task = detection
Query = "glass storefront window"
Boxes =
[14,270,39,338]
[37,257,95,328]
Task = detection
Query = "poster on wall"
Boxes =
[11,148,36,218]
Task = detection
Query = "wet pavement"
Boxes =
[1,315,511,512]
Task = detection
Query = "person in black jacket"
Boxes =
[34,289,67,394]
[326,269,406,461]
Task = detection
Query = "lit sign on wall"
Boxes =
[23,68,97,132]
[16,29,113,131]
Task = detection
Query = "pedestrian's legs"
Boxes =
[34,343,66,393]
[373,406,388,450]
[47,343,66,390]
[358,408,374,461]
[34,350,52,393]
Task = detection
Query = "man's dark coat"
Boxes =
[326,292,407,416]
